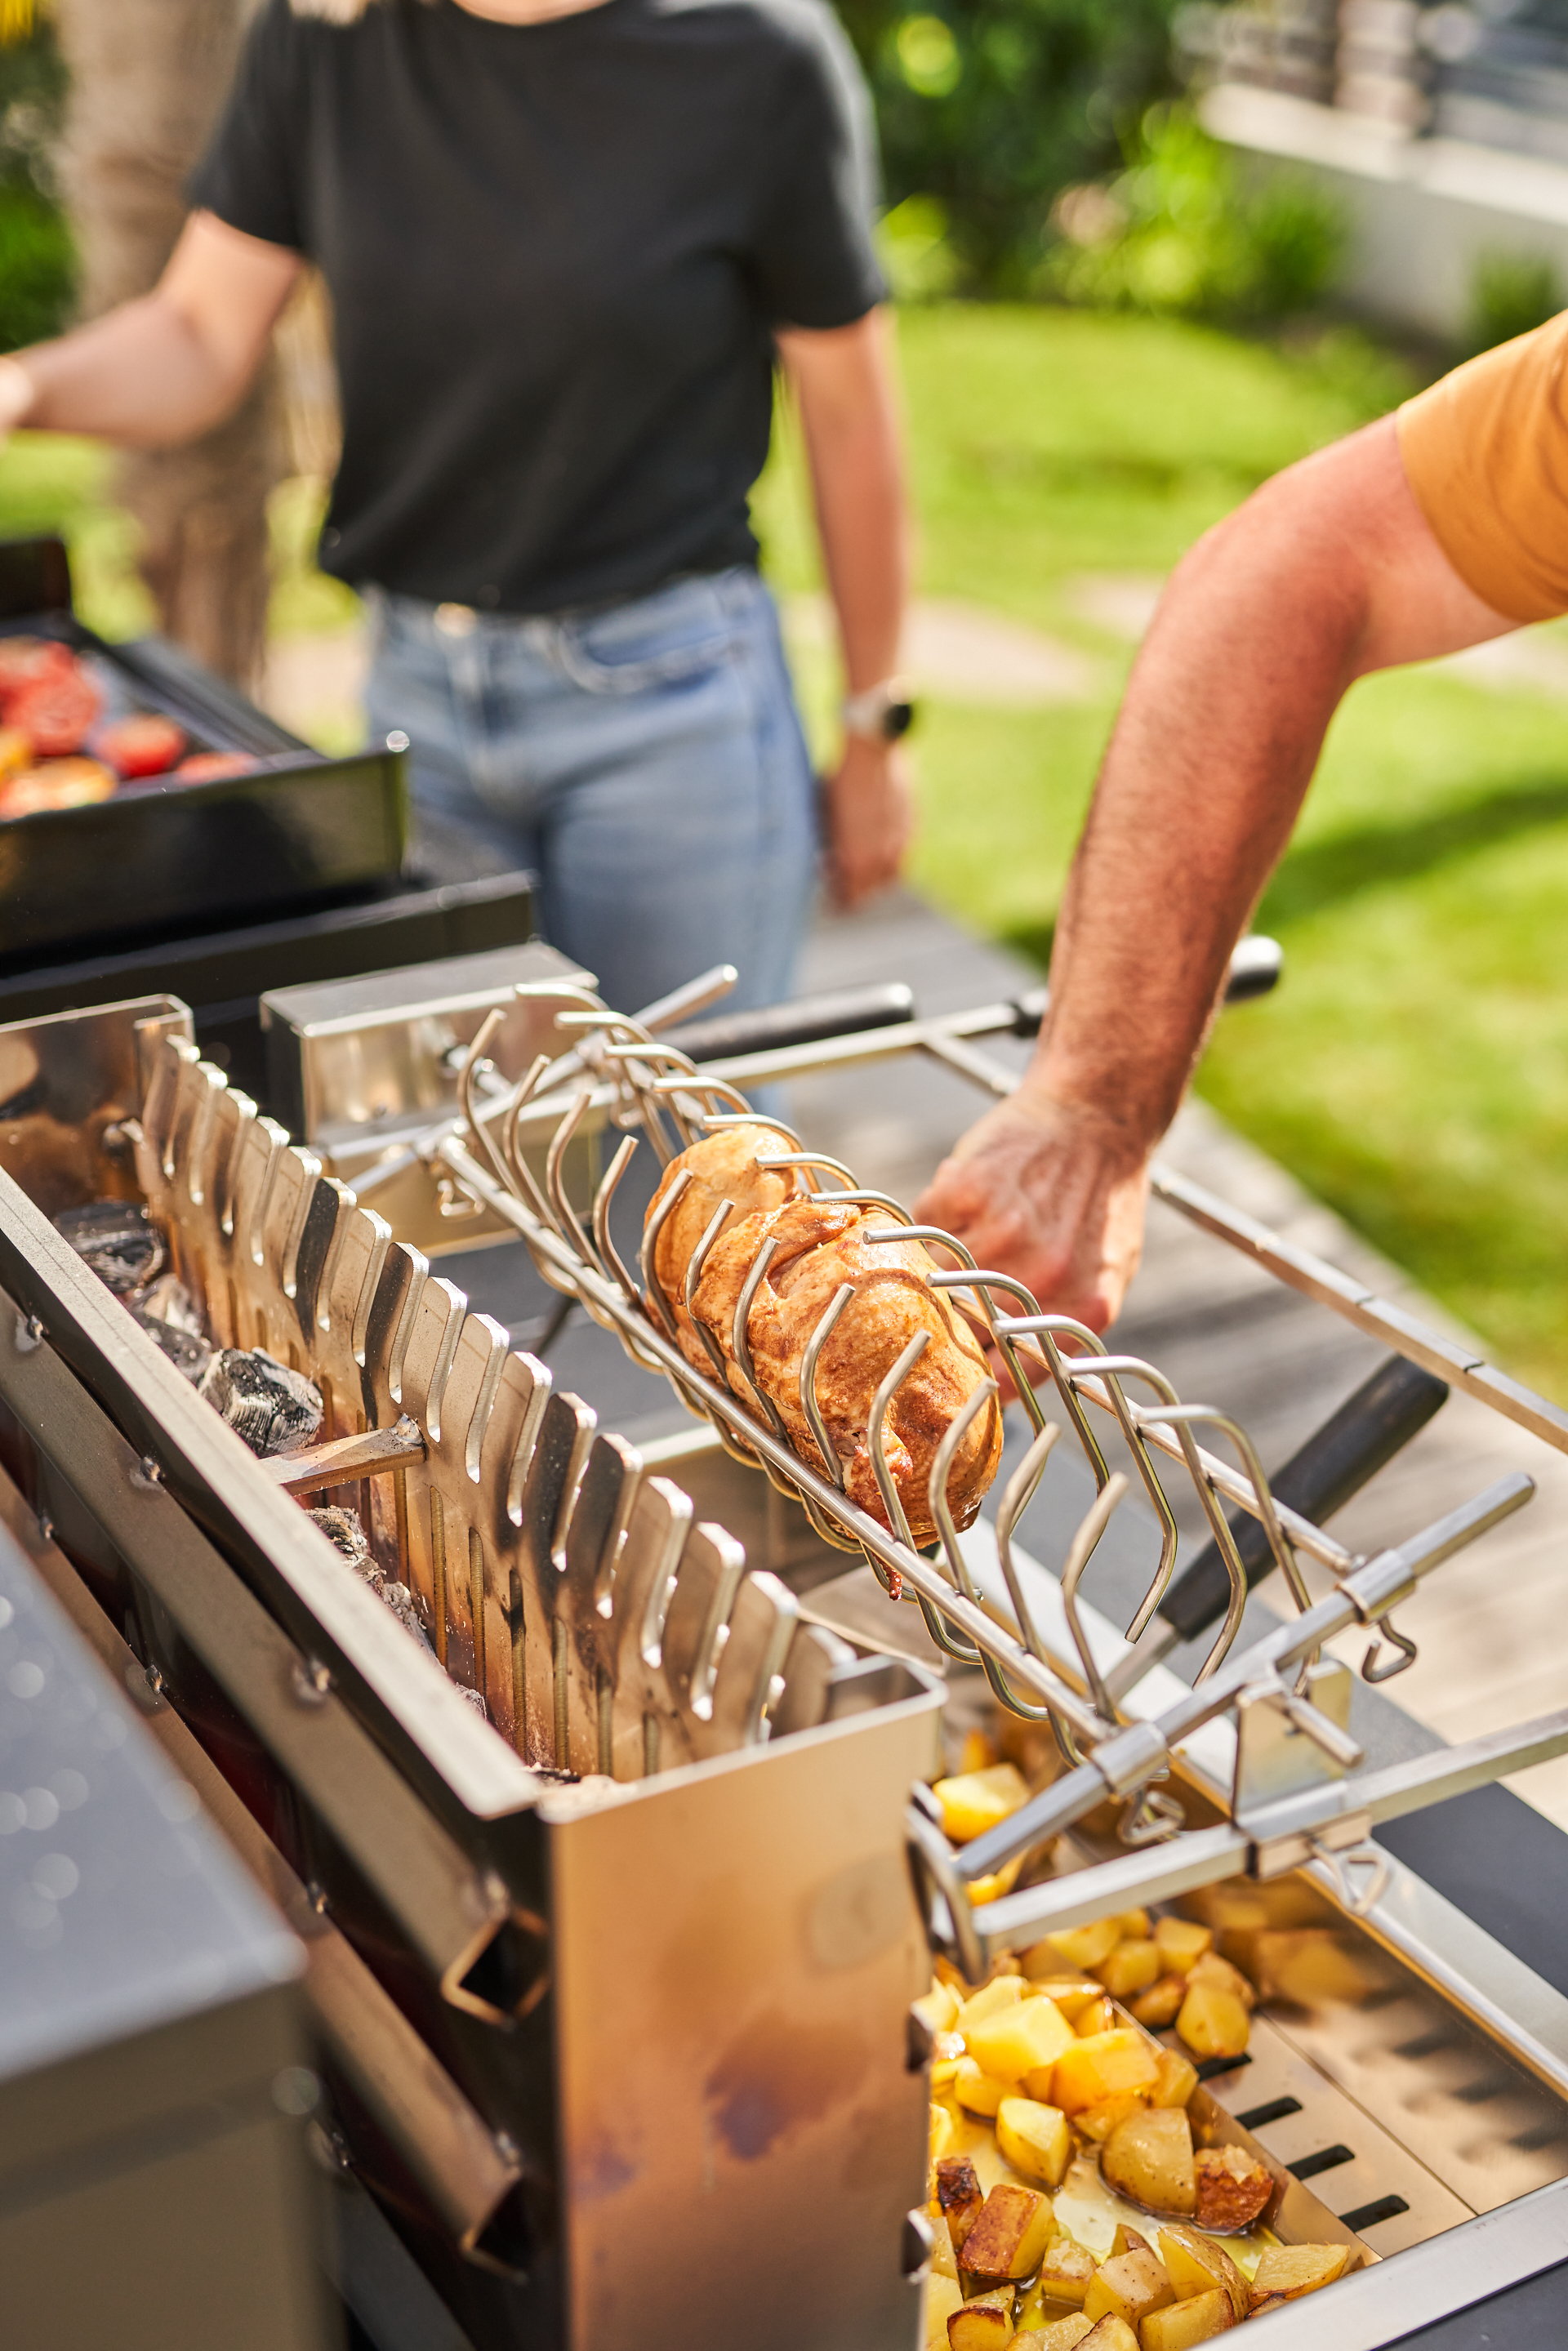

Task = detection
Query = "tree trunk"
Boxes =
[51,0,281,689]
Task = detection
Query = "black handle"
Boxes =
[1010,935,1284,1040]
[1158,1352,1450,1645]
[667,982,915,1066]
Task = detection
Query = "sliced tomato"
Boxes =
[99,713,188,779]
[0,756,116,818]
[0,635,73,709]
[172,750,261,783]
[10,665,103,757]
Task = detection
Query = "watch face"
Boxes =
[885,698,915,741]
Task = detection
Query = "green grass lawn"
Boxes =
[9,303,1568,1393]
[763,305,1568,1397]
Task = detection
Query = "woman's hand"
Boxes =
[914,1086,1153,1333]
[822,734,911,907]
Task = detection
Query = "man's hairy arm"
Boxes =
[915,414,1514,1327]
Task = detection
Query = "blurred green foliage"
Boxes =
[0,17,74,352]
[1464,250,1562,358]
[1045,105,1346,323]
[842,0,1182,292]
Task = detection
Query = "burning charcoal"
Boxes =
[129,1304,212,1385]
[136,1272,205,1335]
[307,1506,381,1590]
[199,1347,323,1458]
[54,1199,165,1295]
[380,1577,435,1654]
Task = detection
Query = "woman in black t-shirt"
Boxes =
[0,0,911,1017]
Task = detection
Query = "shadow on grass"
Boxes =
[1261,778,1568,924]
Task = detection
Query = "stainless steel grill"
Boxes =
[5,963,1568,2348]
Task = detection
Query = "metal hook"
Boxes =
[800,1280,856,1492]
[590,1132,645,1308]
[682,1201,736,1382]
[1363,1614,1419,1682]
[1059,1472,1129,1728]
[866,1329,930,1592]
[638,1164,692,1342]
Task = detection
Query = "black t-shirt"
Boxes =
[189,0,884,614]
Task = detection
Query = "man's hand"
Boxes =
[914,1086,1153,1333]
[822,735,912,908]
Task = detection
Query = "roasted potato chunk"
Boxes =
[1096,1939,1163,2000]
[1101,2108,1197,2215]
[917,1980,963,2036]
[1015,2318,1094,2351]
[1071,2313,1133,2351]
[1053,2028,1161,2116]
[930,2100,959,2166]
[1076,2095,1148,2142]
[1176,1981,1250,2064]
[1186,1952,1254,2010]
[1129,1976,1187,2031]
[996,2095,1073,2189]
[1248,2242,1351,2302]
[1041,1918,1122,1972]
[926,2274,965,2349]
[1082,2248,1174,2330]
[934,1764,1031,1845]
[967,1993,1076,2086]
[1076,2313,1142,2349]
[959,1977,1027,2034]
[1156,2227,1248,2320]
[956,2057,1013,2117]
[1154,1917,1213,1972]
[948,2286,1016,2350]
[1138,2286,1236,2346]
[936,2156,986,2257]
[961,2184,1057,2283]
[1075,1996,1118,2039]
[1022,1968,1107,2019]
[1036,2232,1098,2307]
[1192,2145,1273,2232]
[1149,2048,1199,2111]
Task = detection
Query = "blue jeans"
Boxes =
[364,568,818,1019]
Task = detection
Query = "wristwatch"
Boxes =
[841,679,916,744]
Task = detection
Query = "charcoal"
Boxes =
[306,1506,380,1588]
[129,1305,212,1385]
[379,1577,435,1654]
[54,1199,164,1295]
[137,1273,205,1335]
[458,1684,488,1720]
[199,1347,323,1458]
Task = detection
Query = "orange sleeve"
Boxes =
[1396,313,1568,625]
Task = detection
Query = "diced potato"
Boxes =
[1082,2249,1174,2330]
[970,1856,1027,1906]
[959,1977,1028,2034]
[1192,2146,1273,2233]
[1041,1919,1121,1972]
[968,1994,1076,2085]
[933,2033,966,2091]
[925,2273,965,2350]
[996,2096,1073,2190]
[1129,1977,1187,2031]
[949,2287,1016,2350]
[959,1730,1000,1774]
[934,1763,1031,1846]
[956,2057,1014,2117]
[1154,1918,1214,1973]
[1116,1909,1152,1939]
[936,2156,987,2256]
[1053,2029,1161,2117]
[1075,2095,1147,2143]
[1248,2295,1289,2318]
[1185,1952,1254,2011]
[1022,1966,1106,2019]
[1076,2323,1140,2351]
[1138,2286,1236,2347]
[1101,2108,1197,2216]
[1156,2228,1248,2321]
[1176,1981,1250,2064]
[931,2223,960,2282]
[1076,1997,1118,2039]
[1247,2242,1351,2302]
[1036,2232,1098,2308]
[1149,2049,1199,2112]
[1097,1940,1164,2000]
[930,2102,960,2166]
[918,1980,964,2036]
[962,2184,1057,2284]
[1111,2226,1152,2258]
[1017,2319,1094,2351]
